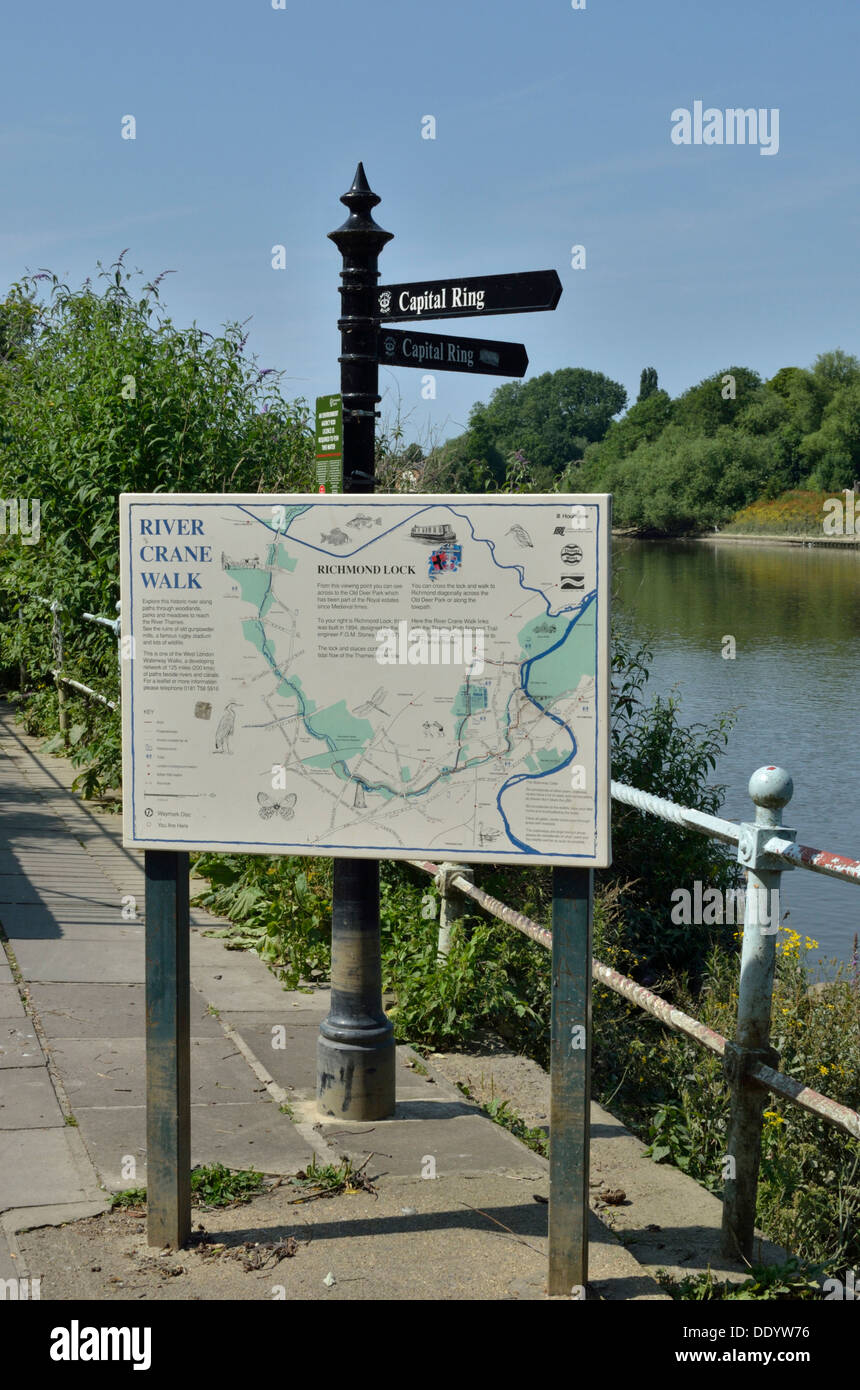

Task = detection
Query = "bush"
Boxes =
[0,256,315,791]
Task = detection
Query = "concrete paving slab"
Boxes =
[0,1228,21,1281]
[192,940,292,1010]
[316,1108,546,1180]
[12,939,144,984]
[0,1067,65,1129]
[47,1036,274,1109]
[3,894,126,916]
[222,1017,320,1090]
[74,1100,311,1189]
[0,912,142,942]
[28,983,222,1039]
[0,1130,99,1209]
[0,985,25,1018]
[0,962,13,985]
[0,877,48,904]
[0,1019,43,1067]
[0,851,96,869]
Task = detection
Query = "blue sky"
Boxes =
[3,0,858,445]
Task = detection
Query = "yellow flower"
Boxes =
[819,1065,829,1076]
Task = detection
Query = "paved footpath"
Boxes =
[0,699,672,1299]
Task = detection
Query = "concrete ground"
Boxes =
[0,699,783,1300]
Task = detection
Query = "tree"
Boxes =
[469,367,627,478]
[811,348,860,398]
[0,289,37,364]
[767,366,824,436]
[638,366,659,402]
[0,254,315,791]
[799,381,860,489]
[671,366,762,437]
[577,389,672,487]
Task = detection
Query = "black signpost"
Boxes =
[378,326,528,378]
[319,166,593,1301]
[317,166,397,1123]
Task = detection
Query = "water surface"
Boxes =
[614,539,859,966]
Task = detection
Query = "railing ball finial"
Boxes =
[748,765,793,812]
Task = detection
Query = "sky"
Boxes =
[3,0,859,446]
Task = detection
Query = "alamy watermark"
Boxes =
[671,102,780,156]
[671,882,780,930]
[376,621,485,674]
[0,497,40,544]
[822,488,859,535]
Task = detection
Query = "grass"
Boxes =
[109,1163,266,1213]
[456,1081,549,1158]
[287,1155,377,1202]
[656,1258,833,1301]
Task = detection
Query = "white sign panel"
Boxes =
[120,493,611,866]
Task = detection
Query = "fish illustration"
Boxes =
[347,514,374,529]
[320,527,349,546]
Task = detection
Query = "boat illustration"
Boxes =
[410,522,456,544]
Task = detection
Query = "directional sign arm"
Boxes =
[376,270,562,322]
[377,328,528,377]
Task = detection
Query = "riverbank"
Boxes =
[613,529,859,548]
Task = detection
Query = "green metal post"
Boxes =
[145,849,191,1249]
[548,865,593,1296]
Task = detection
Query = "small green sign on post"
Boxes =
[315,394,343,492]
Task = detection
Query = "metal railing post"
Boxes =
[17,605,25,694]
[50,601,68,748]
[721,765,796,1260]
[436,862,473,959]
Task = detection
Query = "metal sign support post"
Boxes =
[144,848,191,1248]
[547,866,593,1296]
[316,165,396,1120]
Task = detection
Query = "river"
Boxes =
[613,538,859,968]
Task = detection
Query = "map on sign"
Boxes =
[120,494,611,865]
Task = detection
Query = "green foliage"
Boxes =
[594,931,860,1271]
[110,1187,147,1210]
[0,255,315,790]
[454,367,627,483]
[457,1083,549,1156]
[189,1163,265,1207]
[109,1163,265,1211]
[658,1258,831,1301]
[638,366,659,402]
[799,381,860,489]
[379,859,547,1053]
[290,1157,355,1193]
[193,853,332,990]
[608,630,740,980]
[579,352,858,535]
[670,366,762,437]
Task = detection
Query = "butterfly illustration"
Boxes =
[256,791,297,822]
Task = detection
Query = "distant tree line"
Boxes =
[422,351,860,533]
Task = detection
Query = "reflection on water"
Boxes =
[614,539,860,966]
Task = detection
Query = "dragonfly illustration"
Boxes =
[256,791,297,822]
[354,686,389,717]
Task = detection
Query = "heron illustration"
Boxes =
[214,701,240,754]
